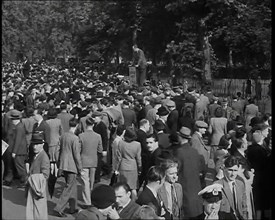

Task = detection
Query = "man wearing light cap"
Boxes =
[198,183,230,219]
[191,120,210,186]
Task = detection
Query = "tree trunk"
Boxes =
[227,48,233,95]
[202,35,211,81]
[133,28,137,45]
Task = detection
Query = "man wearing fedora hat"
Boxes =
[3,110,28,188]
[173,126,207,219]
[26,132,50,220]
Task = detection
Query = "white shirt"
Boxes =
[119,198,131,213]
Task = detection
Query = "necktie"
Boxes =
[171,184,178,217]
[232,182,237,211]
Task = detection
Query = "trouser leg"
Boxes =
[80,168,91,205]
[54,171,77,213]
[95,153,102,182]
[3,150,14,182]
[137,67,146,86]
[89,168,96,191]
[14,155,28,183]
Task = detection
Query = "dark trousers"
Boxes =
[3,150,15,182]
[54,171,77,212]
[95,153,103,182]
[137,67,146,86]
[14,155,27,183]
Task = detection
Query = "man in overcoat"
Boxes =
[172,126,207,219]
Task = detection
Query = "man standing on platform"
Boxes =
[132,44,147,86]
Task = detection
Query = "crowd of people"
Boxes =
[2,60,272,220]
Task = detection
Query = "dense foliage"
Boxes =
[2,0,271,80]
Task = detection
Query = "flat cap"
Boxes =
[92,111,102,118]
[195,120,208,128]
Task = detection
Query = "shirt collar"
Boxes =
[120,198,131,210]
[146,185,158,198]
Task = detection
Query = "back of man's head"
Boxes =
[69,118,78,128]
[60,102,67,110]
[147,166,165,183]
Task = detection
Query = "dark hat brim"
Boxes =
[31,140,45,144]
[10,116,21,120]
[177,132,191,139]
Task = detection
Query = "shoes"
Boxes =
[54,211,67,218]
[17,183,26,189]
[3,181,12,186]
[68,209,79,214]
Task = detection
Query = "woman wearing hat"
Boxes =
[116,126,142,200]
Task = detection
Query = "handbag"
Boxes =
[109,171,119,186]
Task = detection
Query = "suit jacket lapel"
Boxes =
[235,181,243,213]
[145,186,160,209]
[158,185,168,209]
[174,183,181,207]
[197,133,209,151]
[120,200,132,217]
[222,179,235,212]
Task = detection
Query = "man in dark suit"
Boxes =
[214,156,248,220]
[136,166,167,218]
[132,44,147,86]
[136,119,150,187]
[92,111,109,182]
[173,127,206,219]
[22,56,31,79]
[121,100,137,128]
[146,133,163,167]
[3,110,28,187]
[54,118,82,217]
[166,100,179,134]
[154,120,170,149]
[109,182,141,219]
